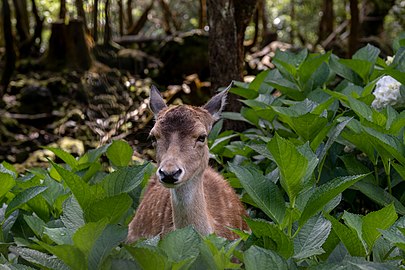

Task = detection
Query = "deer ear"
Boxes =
[203,82,232,120]
[149,85,167,116]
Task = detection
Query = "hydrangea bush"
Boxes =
[372,75,404,110]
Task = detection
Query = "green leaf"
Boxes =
[43,227,72,245]
[23,215,46,238]
[37,242,86,270]
[85,194,132,223]
[310,256,399,270]
[9,246,70,270]
[44,147,77,169]
[0,173,16,199]
[61,196,85,234]
[244,245,288,270]
[106,140,134,167]
[5,186,48,217]
[126,245,169,270]
[159,227,200,263]
[362,204,397,251]
[88,224,127,270]
[363,126,405,165]
[101,163,152,197]
[325,213,367,257]
[228,164,286,224]
[293,215,331,260]
[329,55,362,85]
[73,219,109,257]
[299,174,367,226]
[347,96,373,121]
[246,219,293,259]
[267,134,308,205]
[229,86,259,99]
[265,70,304,100]
[52,162,105,212]
[339,59,373,83]
[78,144,110,164]
[353,44,380,64]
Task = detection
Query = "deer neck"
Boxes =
[170,172,213,235]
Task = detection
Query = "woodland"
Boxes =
[1,0,405,269]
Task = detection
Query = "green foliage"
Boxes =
[2,39,405,269]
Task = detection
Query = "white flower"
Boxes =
[371,76,404,110]
[385,56,394,65]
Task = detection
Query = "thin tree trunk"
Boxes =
[199,0,207,29]
[59,0,66,20]
[127,0,134,30]
[348,0,359,57]
[118,0,124,36]
[127,1,154,35]
[93,0,98,42]
[1,0,17,94]
[104,0,111,45]
[318,0,334,45]
[75,0,89,34]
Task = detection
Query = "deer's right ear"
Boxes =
[149,85,167,116]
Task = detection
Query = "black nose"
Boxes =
[158,168,183,184]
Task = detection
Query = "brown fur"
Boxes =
[127,93,248,243]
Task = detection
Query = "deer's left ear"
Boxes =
[149,85,167,116]
[203,82,232,120]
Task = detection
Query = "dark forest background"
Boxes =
[0,0,404,170]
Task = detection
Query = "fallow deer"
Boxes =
[127,84,249,243]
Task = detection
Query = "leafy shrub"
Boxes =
[1,36,405,269]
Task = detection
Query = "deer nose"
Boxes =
[158,168,183,184]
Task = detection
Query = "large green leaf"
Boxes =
[246,219,293,259]
[299,174,366,226]
[267,134,308,205]
[347,96,373,122]
[126,245,169,270]
[310,256,399,270]
[244,245,288,270]
[363,126,405,165]
[37,242,86,270]
[61,196,85,234]
[362,204,397,252]
[293,215,331,260]
[159,227,200,264]
[0,173,16,199]
[228,164,286,224]
[9,246,69,270]
[299,52,331,84]
[380,216,405,252]
[353,44,380,64]
[106,140,134,167]
[44,147,78,169]
[339,59,373,83]
[329,55,362,85]
[52,162,105,212]
[265,70,304,100]
[101,163,151,197]
[88,224,127,270]
[85,194,132,223]
[325,214,366,257]
[5,186,48,217]
[43,227,72,245]
[73,219,109,258]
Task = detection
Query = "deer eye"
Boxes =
[197,135,207,143]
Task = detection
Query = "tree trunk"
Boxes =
[12,0,31,56]
[127,1,154,35]
[1,0,16,94]
[104,0,111,45]
[199,0,207,29]
[31,0,44,53]
[75,0,89,34]
[118,0,124,36]
[348,0,360,57]
[42,20,92,71]
[126,0,134,30]
[59,0,66,20]
[93,0,98,42]
[318,0,334,45]
[207,0,257,131]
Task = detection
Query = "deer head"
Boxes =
[149,84,229,188]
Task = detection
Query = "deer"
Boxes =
[127,84,249,243]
